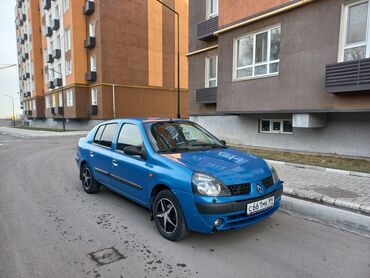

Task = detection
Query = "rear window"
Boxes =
[94,123,117,148]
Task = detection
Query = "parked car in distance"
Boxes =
[75,118,283,241]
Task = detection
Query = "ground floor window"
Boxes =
[66,89,73,107]
[259,119,293,134]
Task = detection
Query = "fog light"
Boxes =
[214,218,223,227]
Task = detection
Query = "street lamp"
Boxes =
[48,68,65,131]
[5,94,15,128]
[156,0,181,119]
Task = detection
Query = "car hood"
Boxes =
[161,148,270,185]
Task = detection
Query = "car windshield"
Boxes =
[145,121,225,153]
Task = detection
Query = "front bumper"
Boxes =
[173,183,283,234]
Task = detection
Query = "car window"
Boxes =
[117,124,143,152]
[93,124,105,144]
[96,123,117,148]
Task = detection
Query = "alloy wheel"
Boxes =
[82,167,92,190]
[156,198,178,234]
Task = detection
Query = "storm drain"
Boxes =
[89,247,126,266]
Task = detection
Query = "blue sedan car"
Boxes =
[76,118,283,241]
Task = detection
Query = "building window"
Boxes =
[66,89,73,107]
[65,28,71,51]
[45,95,51,108]
[259,119,293,134]
[56,35,61,49]
[205,55,217,87]
[32,100,36,111]
[233,25,281,80]
[52,94,56,108]
[90,56,96,72]
[66,59,72,75]
[89,20,96,37]
[63,0,69,12]
[91,88,97,105]
[54,5,59,20]
[59,92,63,107]
[207,0,218,19]
[340,0,370,61]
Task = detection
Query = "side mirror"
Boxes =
[220,140,227,146]
[123,145,147,159]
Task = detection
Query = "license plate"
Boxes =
[246,196,275,215]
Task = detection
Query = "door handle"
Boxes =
[90,151,94,158]
[112,159,118,167]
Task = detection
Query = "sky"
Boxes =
[0,0,20,119]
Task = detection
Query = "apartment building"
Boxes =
[16,0,189,129]
[188,0,370,157]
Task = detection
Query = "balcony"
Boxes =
[25,72,30,79]
[90,105,98,115]
[85,71,97,82]
[51,19,60,31]
[197,16,218,41]
[21,13,26,22]
[325,58,370,93]
[20,38,25,45]
[23,33,28,41]
[196,87,217,104]
[23,52,29,61]
[46,54,54,64]
[84,36,96,49]
[54,78,62,87]
[43,26,52,37]
[58,106,64,115]
[47,81,55,89]
[43,0,51,10]
[83,0,95,16]
[52,49,61,59]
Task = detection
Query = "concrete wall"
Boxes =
[191,113,370,158]
[28,118,104,131]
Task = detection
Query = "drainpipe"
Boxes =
[112,84,116,119]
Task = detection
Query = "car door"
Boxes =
[89,123,118,186]
[110,123,150,205]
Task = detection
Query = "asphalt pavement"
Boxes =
[0,135,369,278]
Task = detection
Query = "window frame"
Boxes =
[233,24,281,82]
[65,28,71,52]
[91,88,97,105]
[206,0,218,19]
[259,119,293,134]
[115,123,145,156]
[65,59,72,75]
[338,0,370,62]
[205,55,218,88]
[66,89,73,107]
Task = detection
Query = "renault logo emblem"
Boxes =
[256,184,263,194]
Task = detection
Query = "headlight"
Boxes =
[267,163,280,184]
[192,173,230,197]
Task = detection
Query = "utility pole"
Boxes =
[156,0,181,118]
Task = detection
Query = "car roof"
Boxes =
[102,118,191,125]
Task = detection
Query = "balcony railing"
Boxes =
[43,26,52,37]
[196,87,217,104]
[51,19,60,31]
[43,0,51,10]
[197,16,218,41]
[325,58,370,93]
[85,71,97,82]
[84,36,96,49]
[52,49,61,59]
[83,0,95,16]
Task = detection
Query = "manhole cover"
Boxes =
[89,247,125,266]
[313,187,359,198]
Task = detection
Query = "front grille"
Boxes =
[262,176,274,188]
[228,183,251,196]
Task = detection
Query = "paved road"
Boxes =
[0,135,369,278]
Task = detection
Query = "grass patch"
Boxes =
[234,146,370,174]
[15,126,79,132]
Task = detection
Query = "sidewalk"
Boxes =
[269,161,370,215]
[0,126,88,138]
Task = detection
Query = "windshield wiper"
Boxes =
[190,143,225,149]
[158,146,193,153]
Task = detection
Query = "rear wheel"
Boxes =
[153,189,189,241]
[80,164,100,194]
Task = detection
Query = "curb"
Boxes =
[281,195,370,238]
[266,159,370,178]
[283,186,370,215]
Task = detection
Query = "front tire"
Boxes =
[80,164,100,194]
[153,190,189,241]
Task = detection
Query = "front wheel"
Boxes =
[153,190,189,241]
[80,164,100,194]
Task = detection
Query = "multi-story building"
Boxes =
[188,0,370,157]
[16,0,189,129]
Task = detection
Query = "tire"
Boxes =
[153,189,189,241]
[80,164,100,194]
